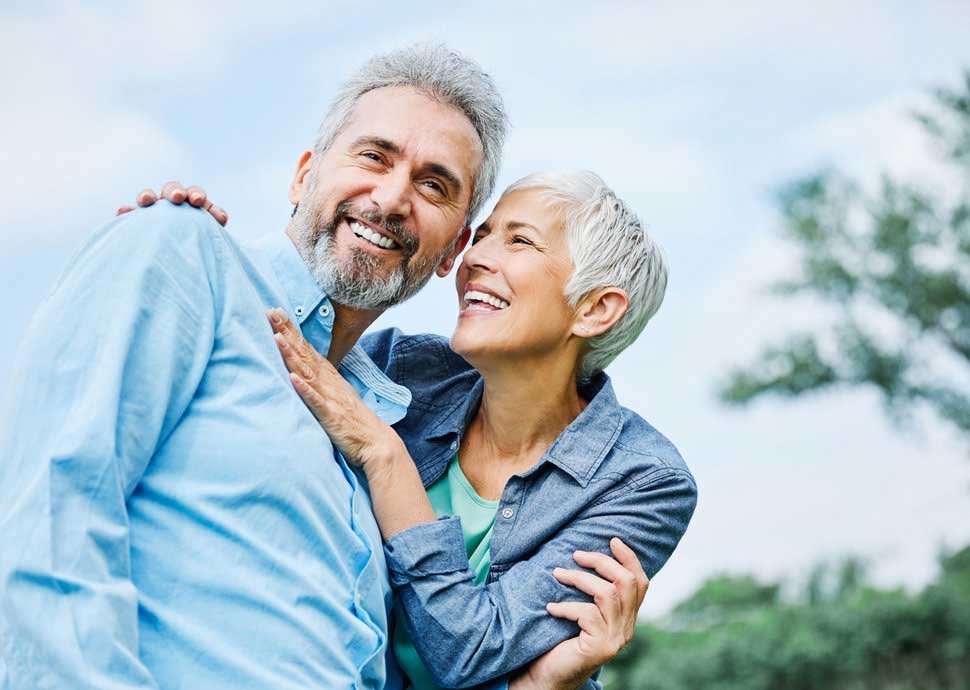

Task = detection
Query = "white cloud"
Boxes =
[0,2,340,247]
[791,91,962,200]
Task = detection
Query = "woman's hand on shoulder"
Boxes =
[511,538,649,690]
[116,180,229,226]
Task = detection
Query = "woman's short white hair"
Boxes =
[505,170,669,381]
[314,43,508,223]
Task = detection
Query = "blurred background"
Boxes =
[2,1,969,686]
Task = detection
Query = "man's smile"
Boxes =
[340,216,404,253]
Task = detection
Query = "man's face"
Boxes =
[288,86,483,310]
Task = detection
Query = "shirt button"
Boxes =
[502,507,514,519]
[319,305,331,317]
[450,440,458,450]
[294,305,305,317]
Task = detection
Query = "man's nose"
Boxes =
[370,169,412,220]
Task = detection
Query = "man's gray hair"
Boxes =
[314,43,508,223]
[505,171,669,381]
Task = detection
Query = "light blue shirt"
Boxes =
[0,203,409,690]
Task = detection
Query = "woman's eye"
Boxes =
[511,236,533,246]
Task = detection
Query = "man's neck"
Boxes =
[327,302,382,367]
[283,225,384,367]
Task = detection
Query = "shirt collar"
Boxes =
[542,374,624,486]
[424,372,623,488]
[254,232,327,326]
[252,232,412,424]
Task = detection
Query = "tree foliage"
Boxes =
[719,71,970,438]
[604,546,970,690]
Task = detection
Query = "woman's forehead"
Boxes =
[485,189,565,234]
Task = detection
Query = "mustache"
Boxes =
[334,201,418,255]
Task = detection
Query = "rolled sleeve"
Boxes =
[385,515,468,584]
[388,469,697,689]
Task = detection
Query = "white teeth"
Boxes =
[463,290,510,310]
[350,220,398,249]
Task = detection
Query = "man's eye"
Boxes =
[422,180,445,195]
[361,151,384,163]
[472,233,487,245]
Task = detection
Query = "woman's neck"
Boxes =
[466,354,586,467]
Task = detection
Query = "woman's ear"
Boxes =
[436,225,471,277]
[288,151,315,206]
[572,287,629,338]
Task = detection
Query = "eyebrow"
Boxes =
[351,135,463,196]
[473,220,542,237]
[350,136,402,155]
[422,162,463,196]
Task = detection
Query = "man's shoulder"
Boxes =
[359,328,478,402]
[85,203,227,269]
[54,203,231,297]
[103,202,228,260]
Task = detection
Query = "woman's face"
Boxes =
[450,189,580,369]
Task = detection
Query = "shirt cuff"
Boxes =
[479,676,511,690]
[383,515,468,586]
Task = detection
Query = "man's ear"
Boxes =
[435,225,471,277]
[288,151,315,206]
[572,287,629,338]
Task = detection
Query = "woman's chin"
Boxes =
[449,328,500,365]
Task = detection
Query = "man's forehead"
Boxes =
[340,86,483,169]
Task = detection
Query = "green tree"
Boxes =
[719,71,970,439]
[669,574,780,628]
[603,549,970,690]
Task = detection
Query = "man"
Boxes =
[0,44,506,689]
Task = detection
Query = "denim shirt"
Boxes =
[360,329,698,689]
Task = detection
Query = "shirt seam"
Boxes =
[588,465,696,508]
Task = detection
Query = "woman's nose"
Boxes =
[462,236,500,273]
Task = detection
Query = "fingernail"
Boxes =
[190,193,203,204]
[268,309,282,325]
[276,335,288,350]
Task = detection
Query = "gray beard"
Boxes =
[290,195,455,311]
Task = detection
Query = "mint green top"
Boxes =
[393,455,499,689]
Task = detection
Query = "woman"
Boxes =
[126,171,697,690]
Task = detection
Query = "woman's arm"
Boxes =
[383,473,693,688]
[268,308,439,539]
[510,538,649,690]
[270,314,695,688]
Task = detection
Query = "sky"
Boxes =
[2,1,970,617]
